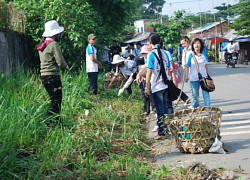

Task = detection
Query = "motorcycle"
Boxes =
[226,52,238,68]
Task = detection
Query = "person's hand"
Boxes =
[144,88,150,97]
[135,74,142,85]
[98,63,103,69]
[66,65,70,70]
[184,76,189,82]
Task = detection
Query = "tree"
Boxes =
[148,10,191,49]
[229,0,250,36]
[214,3,233,20]
[13,0,137,67]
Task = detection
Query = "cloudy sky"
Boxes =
[162,0,239,16]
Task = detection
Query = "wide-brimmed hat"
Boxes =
[140,45,151,54]
[42,20,64,37]
[112,55,125,64]
[88,34,96,40]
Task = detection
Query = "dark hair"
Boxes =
[147,33,168,84]
[191,38,204,52]
[136,42,141,46]
[129,43,134,46]
[181,36,190,43]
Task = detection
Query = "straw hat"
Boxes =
[140,45,151,54]
[112,55,125,64]
[42,20,64,37]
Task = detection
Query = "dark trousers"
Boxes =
[175,88,189,102]
[87,72,98,95]
[41,75,62,116]
[139,80,155,114]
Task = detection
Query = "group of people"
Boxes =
[37,20,212,135]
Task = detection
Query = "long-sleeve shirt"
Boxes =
[39,41,68,76]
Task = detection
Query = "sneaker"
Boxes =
[151,125,158,132]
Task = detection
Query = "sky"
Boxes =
[162,0,239,17]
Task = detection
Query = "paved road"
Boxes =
[148,63,250,179]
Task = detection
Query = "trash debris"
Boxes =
[209,137,226,154]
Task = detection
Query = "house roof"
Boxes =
[124,32,151,43]
[223,29,249,39]
[189,21,226,34]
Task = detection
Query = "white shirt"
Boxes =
[86,44,98,72]
[186,53,208,81]
[182,48,191,69]
[226,42,236,53]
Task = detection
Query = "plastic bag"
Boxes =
[208,137,226,154]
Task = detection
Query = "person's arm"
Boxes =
[53,42,69,70]
[184,54,192,82]
[205,64,208,74]
[184,66,189,82]
[108,66,119,87]
[89,53,103,69]
[145,69,152,97]
[135,64,147,85]
[182,50,186,70]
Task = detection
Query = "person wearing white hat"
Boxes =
[37,20,69,121]
[108,55,136,97]
[86,33,103,95]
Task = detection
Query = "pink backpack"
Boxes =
[170,63,182,84]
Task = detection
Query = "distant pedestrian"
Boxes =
[167,44,174,55]
[37,20,69,120]
[110,40,122,60]
[86,34,103,95]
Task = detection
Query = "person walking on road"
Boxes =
[184,38,211,108]
[145,33,173,136]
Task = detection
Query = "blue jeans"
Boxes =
[152,88,173,134]
[189,80,210,108]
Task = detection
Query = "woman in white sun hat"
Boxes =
[37,20,69,122]
[108,54,136,97]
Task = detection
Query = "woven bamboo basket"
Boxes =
[103,73,125,89]
[170,107,222,154]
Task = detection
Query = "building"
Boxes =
[124,19,169,44]
[189,20,230,39]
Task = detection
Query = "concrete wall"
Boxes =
[0,28,38,76]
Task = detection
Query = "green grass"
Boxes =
[0,69,155,179]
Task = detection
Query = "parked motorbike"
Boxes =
[226,52,238,68]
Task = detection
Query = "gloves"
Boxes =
[118,89,124,96]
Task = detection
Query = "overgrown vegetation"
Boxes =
[0,68,157,179]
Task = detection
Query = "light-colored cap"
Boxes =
[42,20,64,37]
[88,34,96,40]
